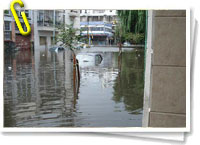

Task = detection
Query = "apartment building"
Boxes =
[33,10,80,49]
[80,10,117,45]
[4,10,34,50]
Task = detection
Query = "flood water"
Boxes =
[4,47,144,127]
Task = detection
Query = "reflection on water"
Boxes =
[4,47,144,127]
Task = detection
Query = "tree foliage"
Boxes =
[55,24,81,50]
[117,10,146,34]
[116,10,146,44]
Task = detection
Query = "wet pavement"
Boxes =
[4,47,144,127]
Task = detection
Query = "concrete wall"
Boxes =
[144,10,186,127]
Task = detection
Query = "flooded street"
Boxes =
[4,47,144,127]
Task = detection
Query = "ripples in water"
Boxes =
[4,48,144,127]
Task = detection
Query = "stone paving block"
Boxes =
[149,112,186,127]
[154,10,186,17]
[151,66,186,114]
[153,17,186,66]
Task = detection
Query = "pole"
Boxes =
[87,16,90,46]
[53,10,55,45]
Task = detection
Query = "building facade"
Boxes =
[80,10,117,46]
[4,10,34,50]
[33,10,80,49]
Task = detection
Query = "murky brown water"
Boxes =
[4,47,144,127]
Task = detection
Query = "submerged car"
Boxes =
[76,53,103,67]
[49,46,65,52]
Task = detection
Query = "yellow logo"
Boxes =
[10,0,31,36]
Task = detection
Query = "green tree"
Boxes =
[116,10,146,44]
[117,10,146,34]
[55,24,81,51]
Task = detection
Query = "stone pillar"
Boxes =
[144,10,186,127]
[33,10,40,49]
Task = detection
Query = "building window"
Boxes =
[25,10,29,18]
[15,22,27,32]
[14,10,30,18]
[37,10,44,26]
[70,10,78,13]
[4,10,11,15]
[40,36,47,45]
[99,16,103,21]
[44,10,53,26]
[4,21,11,40]
[93,16,98,21]
[16,10,20,17]
[4,21,11,31]
[4,31,11,40]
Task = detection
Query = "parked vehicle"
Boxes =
[49,46,65,52]
[76,53,103,67]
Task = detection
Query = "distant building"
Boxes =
[80,10,118,46]
[33,10,80,49]
[65,10,80,32]
[3,10,34,50]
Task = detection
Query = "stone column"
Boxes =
[144,10,186,127]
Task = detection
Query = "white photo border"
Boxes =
[0,0,190,132]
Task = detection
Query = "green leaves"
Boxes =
[55,24,81,50]
[116,10,146,44]
[124,33,145,44]
[117,10,146,34]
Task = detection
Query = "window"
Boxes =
[40,36,47,45]
[4,10,10,15]
[99,16,103,21]
[15,22,27,32]
[16,10,20,17]
[92,16,98,21]
[4,21,11,40]
[4,31,11,40]
[44,10,53,26]
[25,10,29,18]
[4,21,11,31]
[38,10,44,26]
[70,10,78,13]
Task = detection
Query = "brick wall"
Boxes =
[11,21,15,42]
[15,34,31,50]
